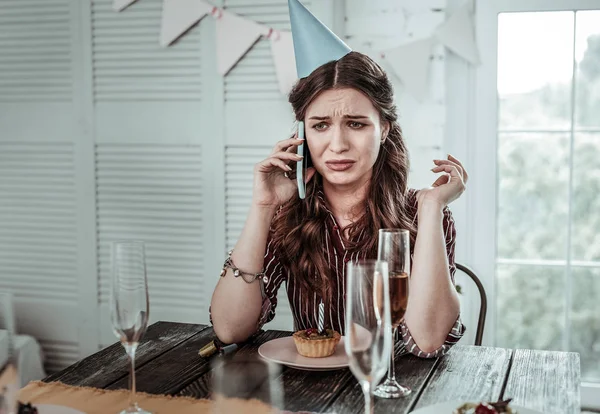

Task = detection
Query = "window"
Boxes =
[495,9,600,383]
[472,0,600,408]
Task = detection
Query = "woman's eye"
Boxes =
[314,123,328,130]
[349,121,365,128]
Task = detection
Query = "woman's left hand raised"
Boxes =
[417,154,468,208]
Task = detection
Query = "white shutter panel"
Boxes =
[92,0,202,101]
[0,144,77,302]
[38,339,80,374]
[0,0,85,373]
[91,0,207,345]
[223,0,311,102]
[225,146,269,251]
[0,144,81,371]
[222,0,300,148]
[96,145,204,321]
[0,0,72,102]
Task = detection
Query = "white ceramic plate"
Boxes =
[36,404,87,414]
[258,336,349,371]
[410,400,543,414]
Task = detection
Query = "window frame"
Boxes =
[472,0,600,407]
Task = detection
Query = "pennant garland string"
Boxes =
[114,0,480,99]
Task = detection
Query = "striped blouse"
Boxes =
[255,188,465,358]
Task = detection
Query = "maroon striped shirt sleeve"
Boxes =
[399,205,466,358]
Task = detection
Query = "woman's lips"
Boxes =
[325,160,355,171]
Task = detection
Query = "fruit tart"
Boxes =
[292,328,341,358]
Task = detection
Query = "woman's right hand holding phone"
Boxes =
[253,135,314,209]
[214,135,308,344]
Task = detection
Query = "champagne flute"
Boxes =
[110,241,151,414]
[374,229,411,398]
[0,292,18,414]
[345,260,392,414]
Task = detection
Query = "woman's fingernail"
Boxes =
[286,165,293,171]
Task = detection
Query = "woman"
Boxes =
[210,51,466,357]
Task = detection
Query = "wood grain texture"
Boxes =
[47,323,582,414]
[178,330,291,399]
[281,365,354,412]
[44,321,207,388]
[107,326,217,395]
[326,348,438,414]
[178,369,214,400]
[412,345,512,411]
[501,348,580,414]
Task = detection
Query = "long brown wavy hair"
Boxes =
[272,51,417,308]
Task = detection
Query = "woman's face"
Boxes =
[305,87,389,189]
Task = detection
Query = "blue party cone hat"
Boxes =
[288,0,352,78]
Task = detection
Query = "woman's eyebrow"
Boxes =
[308,114,369,120]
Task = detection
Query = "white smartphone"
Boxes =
[295,121,312,199]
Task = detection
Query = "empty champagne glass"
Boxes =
[0,292,18,414]
[345,260,393,414]
[374,229,411,398]
[110,241,151,414]
[211,354,282,414]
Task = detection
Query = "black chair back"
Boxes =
[456,263,487,346]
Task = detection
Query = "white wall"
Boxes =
[344,0,448,190]
[0,0,481,373]
[345,0,479,345]
[444,0,478,347]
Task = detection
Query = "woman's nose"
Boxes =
[328,126,350,153]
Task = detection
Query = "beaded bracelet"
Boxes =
[220,250,268,284]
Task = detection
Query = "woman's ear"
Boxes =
[381,121,391,143]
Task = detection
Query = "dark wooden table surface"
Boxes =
[45,321,581,413]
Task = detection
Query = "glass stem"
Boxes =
[388,327,398,381]
[362,383,374,414]
[124,343,138,408]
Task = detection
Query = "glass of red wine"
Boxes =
[373,229,411,399]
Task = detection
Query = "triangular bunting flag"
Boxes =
[160,0,214,47]
[434,1,480,65]
[216,10,269,76]
[113,0,138,12]
[384,37,434,102]
[270,31,298,94]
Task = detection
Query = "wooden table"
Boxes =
[45,322,581,413]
